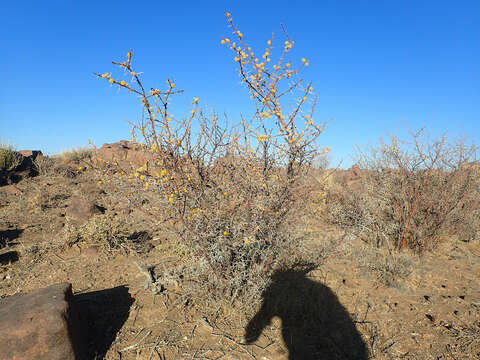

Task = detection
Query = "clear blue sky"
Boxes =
[1,0,479,167]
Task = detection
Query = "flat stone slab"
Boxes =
[65,196,103,224]
[0,282,84,360]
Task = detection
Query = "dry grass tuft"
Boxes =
[64,212,136,252]
[58,146,94,162]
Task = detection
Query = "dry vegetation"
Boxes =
[327,129,479,253]
[0,143,22,171]
[1,12,479,360]
[92,12,331,309]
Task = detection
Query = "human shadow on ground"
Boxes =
[0,229,23,248]
[72,285,134,359]
[245,265,368,360]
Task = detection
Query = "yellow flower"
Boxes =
[170,83,175,88]
[244,238,251,245]
[120,80,126,86]
[77,166,83,171]
[223,230,228,236]
[140,175,145,180]
[193,97,199,104]
[109,78,114,83]
[257,134,268,142]
[301,58,306,63]
[221,39,226,45]
[267,40,272,45]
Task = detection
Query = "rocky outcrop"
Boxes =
[92,140,156,170]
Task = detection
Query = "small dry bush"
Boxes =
[328,129,479,253]
[64,213,134,251]
[58,146,94,162]
[95,13,330,305]
[0,143,22,171]
[350,244,413,287]
[33,155,55,175]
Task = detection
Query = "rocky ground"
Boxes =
[0,146,479,359]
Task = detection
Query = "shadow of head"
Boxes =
[71,285,134,359]
[245,264,368,360]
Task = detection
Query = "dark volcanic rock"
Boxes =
[92,140,157,170]
[65,196,103,224]
[0,282,86,360]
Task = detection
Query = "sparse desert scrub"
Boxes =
[327,129,479,253]
[58,146,94,163]
[94,12,330,306]
[64,212,139,251]
[348,242,413,287]
[33,155,55,175]
[0,142,22,171]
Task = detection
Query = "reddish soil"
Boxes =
[1,163,478,359]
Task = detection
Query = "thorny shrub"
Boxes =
[33,155,55,175]
[94,13,329,303]
[328,129,479,253]
[0,143,22,171]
